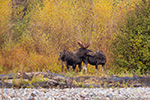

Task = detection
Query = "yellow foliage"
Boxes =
[93,0,113,23]
[0,0,143,74]
[0,45,28,73]
[0,0,12,35]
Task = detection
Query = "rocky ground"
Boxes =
[1,71,150,99]
[1,87,150,100]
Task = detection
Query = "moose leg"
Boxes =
[72,64,76,71]
[101,64,109,76]
[82,63,87,73]
[82,58,88,73]
[78,63,82,72]
[95,64,98,72]
[66,62,70,71]
[102,64,105,72]
[62,61,65,72]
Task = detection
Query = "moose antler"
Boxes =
[77,40,91,49]
[84,41,91,49]
[77,40,85,48]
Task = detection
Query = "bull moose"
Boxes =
[58,40,90,72]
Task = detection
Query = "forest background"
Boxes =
[0,0,149,76]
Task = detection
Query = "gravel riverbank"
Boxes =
[1,87,150,100]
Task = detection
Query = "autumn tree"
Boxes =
[111,0,150,74]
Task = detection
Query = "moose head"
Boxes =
[77,40,91,49]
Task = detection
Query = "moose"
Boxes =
[58,40,107,73]
[82,50,107,73]
[58,50,82,72]
[58,40,90,72]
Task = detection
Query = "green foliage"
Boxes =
[111,0,150,73]
[30,76,45,84]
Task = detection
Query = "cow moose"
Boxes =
[58,50,82,72]
[82,50,107,73]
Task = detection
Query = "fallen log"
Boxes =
[46,69,74,85]
[0,70,150,88]
[0,81,16,88]
[0,74,19,80]
[18,72,32,81]
[24,72,48,78]
[0,72,48,80]
[106,70,143,84]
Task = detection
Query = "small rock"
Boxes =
[80,94,86,98]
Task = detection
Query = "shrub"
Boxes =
[111,0,150,74]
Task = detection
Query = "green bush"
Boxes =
[111,0,150,74]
